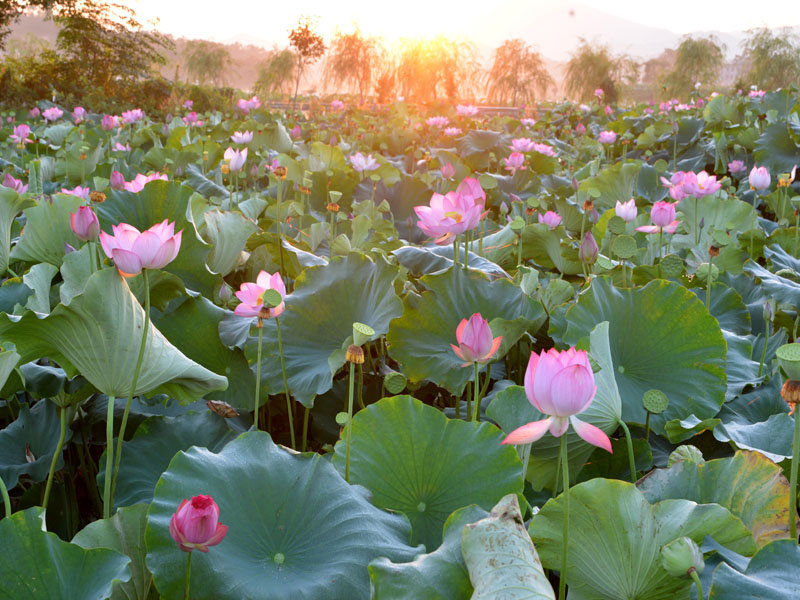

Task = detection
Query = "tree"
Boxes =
[662,35,724,97]
[324,28,379,102]
[288,15,325,103]
[741,27,800,90]
[255,48,296,97]
[564,39,637,103]
[486,38,553,105]
[183,40,234,86]
[395,36,478,103]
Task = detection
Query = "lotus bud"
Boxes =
[110,170,125,191]
[579,232,598,265]
[346,344,365,364]
[764,299,776,322]
[660,537,704,577]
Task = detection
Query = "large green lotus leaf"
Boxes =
[743,259,800,308]
[520,223,582,275]
[462,494,555,600]
[98,412,238,510]
[487,322,621,491]
[22,262,58,314]
[0,401,65,490]
[153,296,254,408]
[95,180,221,295]
[0,186,34,274]
[0,507,131,600]
[530,479,756,600]
[393,245,510,280]
[638,450,792,547]
[203,209,257,276]
[672,196,756,261]
[691,282,751,335]
[387,266,545,395]
[145,431,421,600]
[72,504,152,600]
[709,540,800,599]
[332,396,523,550]
[578,161,667,210]
[9,194,82,267]
[554,277,727,434]
[245,254,402,407]
[0,268,227,401]
[754,122,800,174]
[369,505,488,600]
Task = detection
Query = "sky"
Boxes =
[124,0,799,45]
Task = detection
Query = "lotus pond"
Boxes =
[0,93,800,599]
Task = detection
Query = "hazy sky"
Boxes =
[125,0,797,45]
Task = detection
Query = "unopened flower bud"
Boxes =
[660,537,704,578]
[579,232,598,265]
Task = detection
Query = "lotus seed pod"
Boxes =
[777,343,800,381]
[352,322,375,347]
[660,537,704,577]
[642,389,669,414]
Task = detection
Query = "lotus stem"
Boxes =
[618,419,637,483]
[558,434,570,600]
[88,241,97,274]
[345,361,356,482]
[657,229,663,278]
[694,197,699,245]
[0,471,11,518]
[453,235,460,268]
[758,319,771,378]
[111,268,150,504]
[517,232,523,266]
[466,381,472,422]
[790,403,800,541]
[301,406,309,452]
[689,569,703,600]
[464,232,469,269]
[794,211,799,257]
[277,178,286,280]
[103,394,116,519]
[520,443,532,483]
[357,363,365,410]
[706,255,713,311]
[479,218,485,255]
[275,316,295,450]
[329,210,335,260]
[42,405,67,511]
[644,411,651,443]
[472,362,481,422]
[254,322,263,430]
[184,550,192,600]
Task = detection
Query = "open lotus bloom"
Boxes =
[510,137,535,153]
[451,313,502,366]
[230,130,253,144]
[615,199,637,222]
[502,348,612,452]
[414,190,482,243]
[99,219,182,276]
[538,210,562,229]
[234,270,286,318]
[635,201,680,234]
[349,152,379,172]
[169,495,228,553]
[749,166,771,191]
[224,147,247,172]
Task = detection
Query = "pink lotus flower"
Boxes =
[510,137,535,153]
[660,172,690,202]
[521,118,536,127]
[182,111,199,125]
[594,88,604,98]
[290,125,301,139]
[456,177,486,207]
[114,142,131,152]
[234,270,286,318]
[441,163,455,179]
[122,172,168,193]
[426,116,450,128]
[615,199,637,223]
[749,89,766,98]
[330,99,345,111]
[443,127,462,136]
[749,166,771,191]
[224,147,247,172]
[236,96,261,114]
[70,206,100,241]
[451,313,502,366]
[538,211,562,229]
[686,171,721,198]
[456,104,479,117]
[101,114,118,130]
[42,107,63,122]
[183,100,194,109]
[100,219,182,276]
[349,152,379,172]
[73,106,86,122]
[504,152,526,174]
[169,495,228,553]
[9,124,32,145]
[598,130,617,144]
[61,185,90,200]
[604,105,613,116]
[230,131,253,144]
[728,160,746,175]
[575,122,586,135]
[266,158,280,173]
[501,347,611,451]
[579,232,598,264]
[635,201,680,234]
[110,170,125,190]
[414,190,482,243]
[2,173,27,194]
[29,107,41,118]
[121,109,144,124]
[533,142,556,157]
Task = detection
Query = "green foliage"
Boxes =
[663,35,725,97]
[741,27,800,90]
[486,38,553,105]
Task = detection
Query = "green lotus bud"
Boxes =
[352,322,375,347]
[661,537,704,578]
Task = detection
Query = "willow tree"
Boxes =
[255,48,296,97]
[741,27,800,90]
[662,35,724,97]
[564,39,637,103]
[183,40,234,86]
[486,38,553,105]
[324,28,380,102]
